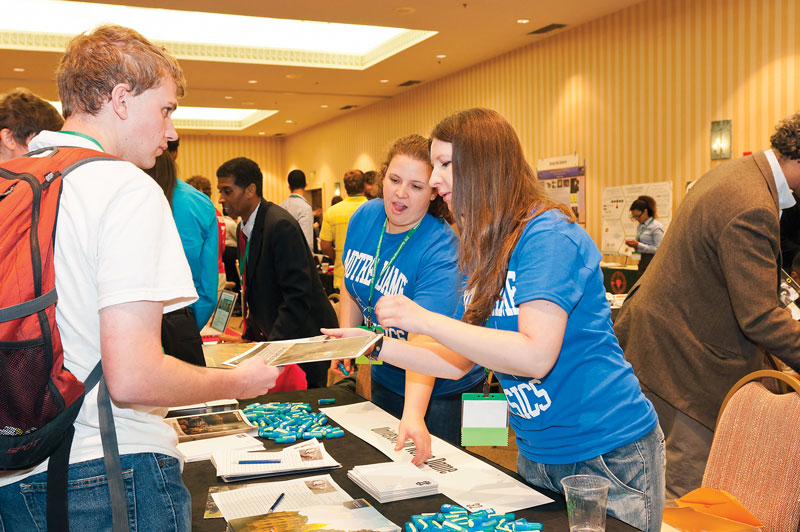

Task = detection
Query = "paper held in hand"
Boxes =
[221,335,381,368]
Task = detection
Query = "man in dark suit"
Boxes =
[216,157,338,388]
[614,113,800,498]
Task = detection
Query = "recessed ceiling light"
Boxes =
[47,101,277,131]
[224,95,233,100]
[285,73,302,79]
[248,80,258,84]
[12,67,24,72]
[285,120,294,124]
[258,132,265,135]
[320,104,329,108]
[435,54,446,59]
[0,1,437,70]
[379,79,389,83]
[517,19,530,24]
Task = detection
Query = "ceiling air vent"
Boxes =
[273,133,284,137]
[528,23,566,35]
[397,80,421,87]
[340,105,358,110]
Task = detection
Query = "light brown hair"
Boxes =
[431,108,574,326]
[343,169,365,195]
[57,24,185,119]
[378,134,449,219]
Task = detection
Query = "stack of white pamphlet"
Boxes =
[177,433,263,463]
[347,461,439,503]
[212,438,341,482]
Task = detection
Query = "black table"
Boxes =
[183,386,635,531]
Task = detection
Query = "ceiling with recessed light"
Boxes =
[0,0,644,136]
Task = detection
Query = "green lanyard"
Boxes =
[636,217,652,240]
[364,219,422,328]
[238,235,251,278]
[60,130,104,151]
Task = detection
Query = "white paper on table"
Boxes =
[212,438,339,478]
[177,433,263,462]
[210,474,352,521]
[321,402,553,513]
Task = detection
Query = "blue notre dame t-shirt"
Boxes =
[455,209,657,464]
[343,199,485,398]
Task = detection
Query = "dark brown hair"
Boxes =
[771,112,800,161]
[377,134,449,220]
[0,88,63,145]
[57,24,185,119]
[343,169,365,195]
[629,195,657,218]
[431,108,574,326]
[145,152,177,208]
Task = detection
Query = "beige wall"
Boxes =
[282,0,800,247]
[174,134,285,207]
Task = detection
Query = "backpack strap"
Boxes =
[97,371,130,532]
[0,289,57,322]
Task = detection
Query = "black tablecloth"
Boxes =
[183,386,635,531]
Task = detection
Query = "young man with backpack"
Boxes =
[0,25,280,531]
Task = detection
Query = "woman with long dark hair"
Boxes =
[325,109,664,531]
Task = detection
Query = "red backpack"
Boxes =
[0,146,128,532]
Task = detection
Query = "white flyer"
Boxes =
[321,402,552,513]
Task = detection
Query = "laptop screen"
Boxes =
[209,290,238,333]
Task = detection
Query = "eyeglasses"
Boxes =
[630,212,644,220]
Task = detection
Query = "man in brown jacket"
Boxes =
[614,113,800,498]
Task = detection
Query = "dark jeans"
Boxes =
[370,378,484,446]
[161,306,206,366]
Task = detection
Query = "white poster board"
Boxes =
[601,181,672,255]
[321,402,552,513]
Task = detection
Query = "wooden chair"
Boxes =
[702,370,800,532]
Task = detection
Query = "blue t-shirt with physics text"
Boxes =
[455,209,656,464]
[343,199,485,398]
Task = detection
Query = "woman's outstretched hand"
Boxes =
[375,295,432,335]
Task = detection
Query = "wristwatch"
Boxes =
[365,333,384,363]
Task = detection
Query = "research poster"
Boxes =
[601,181,672,255]
[536,154,586,225]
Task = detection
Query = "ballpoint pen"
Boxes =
[267,492,285,513]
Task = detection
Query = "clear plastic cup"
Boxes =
[561,474,612,532]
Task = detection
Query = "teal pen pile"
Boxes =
[405,504,542,532]
[242,402,344,444]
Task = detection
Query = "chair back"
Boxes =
[703,370,800,532]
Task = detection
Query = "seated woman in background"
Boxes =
[331,134,484,464]
[325,109,664,532]
[146,152,219,366]
[625,195,664,276]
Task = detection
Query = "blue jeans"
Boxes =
[0,453,190,532]
[516,424,665,532]
[371,379,484,446]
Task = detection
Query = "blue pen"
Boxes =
[237,459,281,464]
[268,492,285,513]
[337,362,350,376]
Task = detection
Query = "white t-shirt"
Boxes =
[0,131,197,487]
